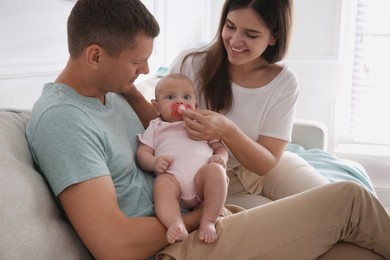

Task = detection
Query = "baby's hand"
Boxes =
[209,155,226,169]
[153,156,173,174]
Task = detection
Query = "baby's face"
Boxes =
[154,77,196,122]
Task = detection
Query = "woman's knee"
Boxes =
[263,152,330,199]
[329,181,369,197]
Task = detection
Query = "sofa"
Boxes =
[0,79,385,259]
[0,108,92,259]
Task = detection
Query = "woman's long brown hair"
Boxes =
[180,0,293,113]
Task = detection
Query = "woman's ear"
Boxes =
[151,99,161,116]
[269,34,278,46]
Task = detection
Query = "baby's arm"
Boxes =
[208,141,228,169]
[136,143,173,174]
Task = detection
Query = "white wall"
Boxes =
[138,0,225,82]
[285,0,357,152]
[0,0,72,109]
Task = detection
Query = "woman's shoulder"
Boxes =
[280,63,297,78]
[169,47,208,80]
[172,47,207,67]
[273,63,298,86]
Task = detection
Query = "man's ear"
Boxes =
[151,99,161,116]
[85,44,102,69]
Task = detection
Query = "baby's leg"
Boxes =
[154,173,188,243]
[195,163,228,243]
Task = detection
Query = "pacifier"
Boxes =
[177,104,187,114]
[171,103,192,118]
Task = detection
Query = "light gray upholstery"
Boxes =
[0,109,92,260]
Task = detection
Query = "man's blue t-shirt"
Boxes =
[26,83,155,217]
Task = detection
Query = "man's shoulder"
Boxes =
[30,83,78,115]
[26,83,93,142]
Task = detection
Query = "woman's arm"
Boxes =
[224,123,287,175]
[123,85,156,128]
[182,109,287,175]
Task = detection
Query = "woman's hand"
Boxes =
[181,109,234,141]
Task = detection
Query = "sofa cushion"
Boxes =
[0,109,92,259]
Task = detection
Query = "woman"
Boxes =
[165,0,388,258]
[169,0,329,208]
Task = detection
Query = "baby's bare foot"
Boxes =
[167,222,188,244]
[199,221,217,243]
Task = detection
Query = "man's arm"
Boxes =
[59,175,167,259]
[123,85,156,128]
[59,175,202,260]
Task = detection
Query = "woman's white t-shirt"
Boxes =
[169,48,299,169]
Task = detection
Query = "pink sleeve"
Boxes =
[137,119,158,149]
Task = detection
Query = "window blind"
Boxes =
[351,0,390,145]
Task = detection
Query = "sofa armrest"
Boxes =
[291,118,328,151]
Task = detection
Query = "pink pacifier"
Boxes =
[177,104,187,114]
[171,103,192,118]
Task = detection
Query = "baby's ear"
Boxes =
[151,99,161,116]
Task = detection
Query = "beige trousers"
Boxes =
[225,152,385,259]
[226,151,330,208]
[156,152,390,259]
[156,181,390,259]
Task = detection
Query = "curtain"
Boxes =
[351,0,390,145]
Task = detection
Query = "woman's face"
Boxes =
[221,8,276,66]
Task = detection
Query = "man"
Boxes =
[26,0,178,258]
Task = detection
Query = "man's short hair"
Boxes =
[67,0,160,58]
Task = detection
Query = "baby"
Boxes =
[137,73,228,244]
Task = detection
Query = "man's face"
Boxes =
[97,34,154,95]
